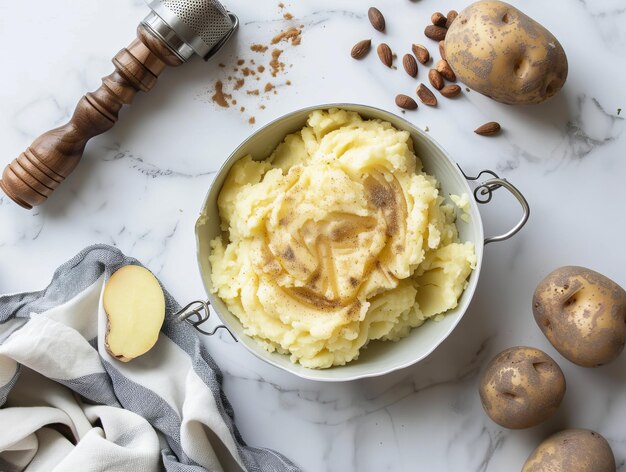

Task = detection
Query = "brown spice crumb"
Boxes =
[258,65,266,73]
[284,13,293,20]
[232,99,237,105]
[247,89,260,96]
[218,63,225,68]
[260,105,266,110]
[278,2,284,8]
[242,67,252,77]
[251,44,269,53]
[264,83,275,93]
[237,59,245,65]
[250,59,255,64]
[270,49,284,76]
[256,77,260,81]
[249,117,256,124]
[234,79,245,90]
[271,26,302,46]
[211,81,230,108]
[286,80,292,85]
[240,106,245,112]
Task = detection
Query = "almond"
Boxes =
[377,43,393,67]
[402,54,418,77]
[446,10,458,28]
[351,39,371,59]
[440,84,461,98]
[411,44,430,64]
[416,83,437,106]
[428,69,444,90]
[424,25,447,41]
[431,12,447,27]
[368,7,385,32]
[395,94,418,110]
[474,121,501,136]
[435,59,456,81]
[439,41,446,61]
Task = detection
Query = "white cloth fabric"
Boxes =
[0,245,299,472]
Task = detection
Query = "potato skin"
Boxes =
[479,347,565,429]
[533,266,626,367]
[522,429,616,472]
[444,0,568,104]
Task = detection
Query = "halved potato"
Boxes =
[103,265,165,362]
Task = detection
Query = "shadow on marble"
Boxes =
[503,90,572,131]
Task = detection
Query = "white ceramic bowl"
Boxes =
[195,104,528,382]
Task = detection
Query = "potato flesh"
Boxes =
[444,0,568,104]
[103,265,166,362]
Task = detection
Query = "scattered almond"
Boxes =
[428,69,444,90]
[439,41,446,61]
[435,59,456,81]
[351,39,371,59]
[402,54,418,77]
[377,43,393,67]
[446,10,458,28]
[424,25,447,41]
[411,44,430,64]
[440,84,461,98]
[431,12,447,27]
[474,121,501,136]
[368,7,385,32]
[416,83,437,106]
[395,94,418,110]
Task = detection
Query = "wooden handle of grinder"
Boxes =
[0,25,183,209]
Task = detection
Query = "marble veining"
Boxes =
[1,0,626,470]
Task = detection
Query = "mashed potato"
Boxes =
[209,109,476,369]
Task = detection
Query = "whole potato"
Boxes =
[533,266,626,367]
[479,347,565,429]
[444,1,568,104]
[522,429,616,472]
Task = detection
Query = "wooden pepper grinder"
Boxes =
[0,0,237,209]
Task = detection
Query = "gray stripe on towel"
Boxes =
[0,245,130,323]
[103,360,195,467]
[0,364,21,407]
[54,373,120,407]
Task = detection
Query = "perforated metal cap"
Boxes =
[144,0,236,61]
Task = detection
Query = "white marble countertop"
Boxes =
[1,0,625,470]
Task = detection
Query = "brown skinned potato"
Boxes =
[479,347,565,429]
[444,1,568,104]
[533,266,626,367]
[522,429,616,472]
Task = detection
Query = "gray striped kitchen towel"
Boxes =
[0,244,300,472]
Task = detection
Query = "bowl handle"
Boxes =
[175,300,237,340]
[458,167,530,246]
